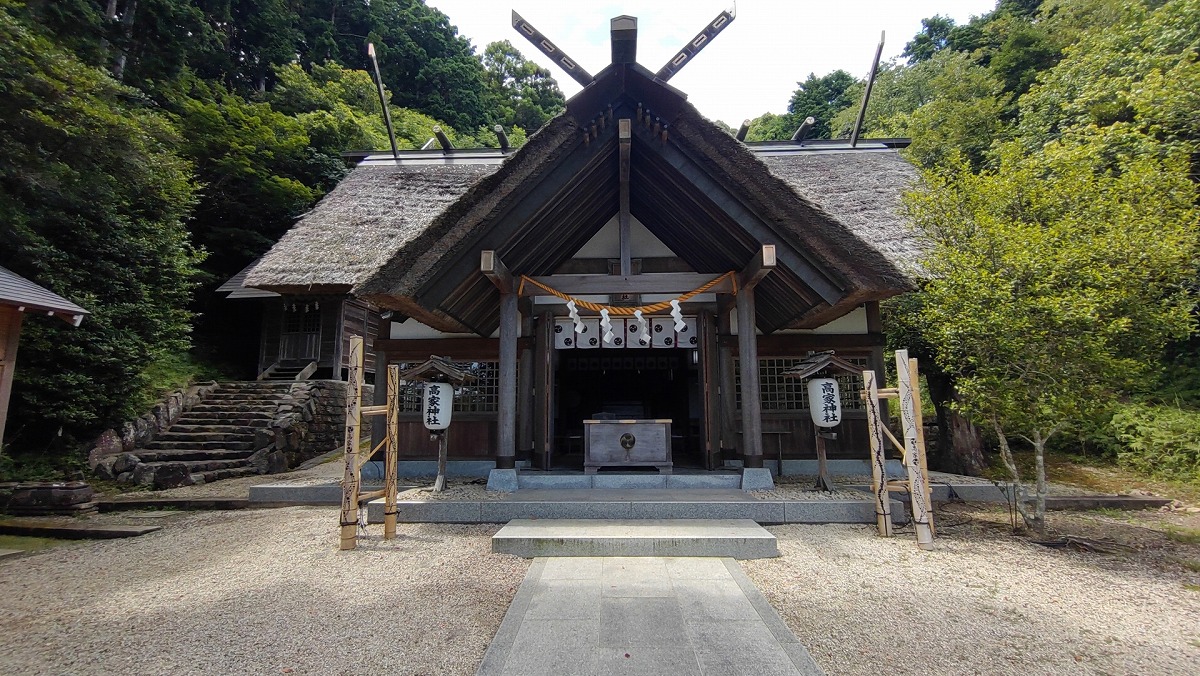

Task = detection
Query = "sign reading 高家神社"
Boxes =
[422,383,453,430]
[807,378,841,428]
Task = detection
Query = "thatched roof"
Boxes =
[245,162,501,294]
[217,258,279,299]
[0,265,89,326]
[760,148,924,278]
[245,63,925,334]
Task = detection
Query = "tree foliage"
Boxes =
[910,133,1197,529]
[0,2,201,446]
[481,40,565,133]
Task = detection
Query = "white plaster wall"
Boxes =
[573,214,675,258]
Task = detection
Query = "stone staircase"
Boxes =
[134,382,294,486]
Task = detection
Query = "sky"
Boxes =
[427,1,999,126]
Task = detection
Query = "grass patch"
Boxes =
[1185,583,1200,593]
[0,534,70,552]
[132,351,231,413]
[1167,556,1200,573]
[986,447,1200,504]
[1165,526,1200,545]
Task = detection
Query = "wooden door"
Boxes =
[279,303,321,361]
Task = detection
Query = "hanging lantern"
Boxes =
[807,378,841,427]
[422,383,453,430]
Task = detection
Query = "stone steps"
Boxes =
[119,381,297,489]
[144,439,256,451]
[490,519,779,559]
[134,448,256,463]
[140,458,251,473]
[192,466,261,484]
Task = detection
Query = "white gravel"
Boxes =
[0,508,528,675]
[742,522,1200,675]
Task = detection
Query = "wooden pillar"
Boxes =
[339,336,364,551]
[716,295,738,459]
[482,250,519,470]
[698,311,721,470]
[735,245,775,469]
[517,308,535,460]
[736,287,763,467]
[896,349,934,549]
[533,311,555,469]
[495,292,518,469]
[863,369,894,537]
[383,364,399,539]
[0,307,23,448]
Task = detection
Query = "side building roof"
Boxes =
[0,265,89,326]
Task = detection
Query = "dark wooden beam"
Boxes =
[523,272,733,296]
[417,123,616,309]
[481,250,514,294]
[619,118,632,277]
[611,16,637,64]
[738,245,776,291]
[718,333,886,353]
[512,10,594,88]
[375,338,533,361]
[643,135,846,305]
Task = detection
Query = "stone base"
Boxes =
[740,467,775,491]
[491,518,779,559]
[486,469,519,493]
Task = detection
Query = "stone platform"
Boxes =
[361,488,903,525]
[492,519,778,559]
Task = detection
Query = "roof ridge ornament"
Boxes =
[511,10,594,88]
[654,7,736,82]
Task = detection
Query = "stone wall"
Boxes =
[260,380,367,468]
[85,382,219,468]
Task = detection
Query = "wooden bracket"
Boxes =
[738,245,776,291]
[481,250,514,294]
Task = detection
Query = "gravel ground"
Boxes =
[742,513,1200,676]
[0,508,528,675]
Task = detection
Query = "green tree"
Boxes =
[787,70,858,139]
[0,3,201,448]
[163,75,317,283]
[902,15,956,64]
[744,112,797,142]
[481,40,565,133]
[909,134,1197,532]
[830,51,1009,169]
[295,0,491,131]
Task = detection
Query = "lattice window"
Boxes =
[735,356,869,412]
[391,361,501,413]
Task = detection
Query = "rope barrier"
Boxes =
[517,271,736,315]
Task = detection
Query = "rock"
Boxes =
[93,456,119,481]
[112,453,140,475]
[152,464,193,490]
[166,392,182,423]
[87,429,124,468]
[253,428,273,451]
[1186,507,1200,514]
[116,471,132,483]
[120,422,137,453]
[137,414,157,446]
[246,448,270,473]
[266,450,288,474]
[131,463,156,486]
[152,403,170,430]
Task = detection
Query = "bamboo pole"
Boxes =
[384,365,400,539]
[909,356,935,536]
[896,349,934,550]
[357,489,386,502]
[862,370,893,536]
[339,336,364,551]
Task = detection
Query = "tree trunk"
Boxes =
[927,372,987,475]
[994,420,1037,533]
[1031,431,1048,535]
[112,0,137,81]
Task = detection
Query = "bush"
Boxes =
[1110,403,1200,483]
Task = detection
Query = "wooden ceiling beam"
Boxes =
[522,272,734,297]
